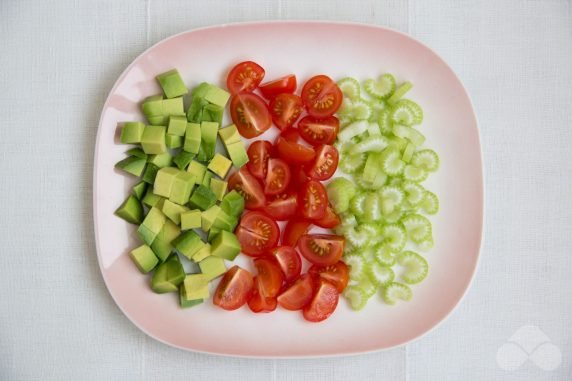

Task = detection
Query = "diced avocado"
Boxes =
[120,121,145,144]
[142,186,166,209]
[142,163,160,184]
[186,82,210,123]
[212,209,238,232]
[187,160,207,183]
[150,254,185,293]
[220,190,244,217]
[207,229,220,243]
[130,244,158,273]
[218,124,241,145]
[182,274,210,301]
[115,156,147,177]
[204,85,231,107]
[150,219,181,262]
[198,256,226,281]
[132,181,148,200]
[202,170,213,187]
[200,121,218,161]
[148,115,168,125]
[173,150,195,170]
[165,134,183,149]
[183,123,201,154]
[173,230,205,260]
[189,185,217,211]
[153,167,179,198]
[201,205,221,232]
[115,195,143,224]
[141,95,164,119]
[201,103,224,125]
[126,147,148,160]
[211,231,241,261]
[167,115,187,137]
[169,171,195,205]
[196,145,208,163]
[179,285,204,308]
[192,243,211,262]
[161,199,189,225]
[141,125,167,154]
[137,207,166,245]
[180,209,201,230]
[207,153,232,178]
[209,178,227,201]
[156,69,188,99]
[162,97,185,116]
[225,141,249,168]
[147,152,173,168]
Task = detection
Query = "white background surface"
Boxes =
[1,0,571,380]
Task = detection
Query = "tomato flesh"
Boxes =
[230,93,272,138]
[313,204,341,229]
[235,211,280,257]
[263,158,291,195]
[298,234,345,266]
[305,145,339,181]
[298,115,340,146]
[275,136,315,165]
[269,93,304,130]
[259,74,297,99]
[227,167,266,210]
[282,219,312,247]
[303,278,339,322]
[265,191,298,221]
[246,140,273,180]
[277,274,315,311]
[253,257,284,297]
[308,261,349,293]
[248,277,278,313]
[280,128,301,143]
[213,266,254,311]
[269,246,302,282]
[301,75,343,118]
[300,180,327,220]
[226,61,265,94]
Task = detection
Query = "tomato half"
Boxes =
[269,246,302,282]
[253,257,284,297]
[248,277,278,313]
[308,261,349,293]
[303,278,339,322]
[269,93,304,130]
[226,61,265,94]
[235,211,280,257]
[264,158,291,195]
[313,204,341,229]
[247,140,273,180]
[282,219,311,247]
[259,74,297,100]
[213,266,254,311]
[275,136,315,165]
[298,234,345,266]
[298,116,340,146]
[300,180,327,220]
[289,166,310,188]
[281,128,301,143]
[305,145,339,181]
[230,93,272,138]
[277,274,315,311]
[227,167,266,210]
[301,75,343,118]
[265,191,298,221]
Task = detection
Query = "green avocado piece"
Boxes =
[173,150,195,170]
[200,103,224,125]
[165,134,183,149]
[212,209,238,232]
[204,85,231,107]
[130,244,159,273]
[142,186,166,209]
[189,185,217,211]
[115,156,147,177]
[184,123,201,154]
[199,256,226,281]
[167,115,188,137]
[162,97,185,116]
[180,209,201,230]
[182,274,210,301]
[115,195,143,224]
[147,152,173,168]
[137,207,166,245]
[153,167,180,198]
[173,230,205,260]
[200,121,218,161]
[150,219,181,262]
[169,171,195,205]
[211,230,241,261]
[162,200,189,225]
[151,254,186,293]
[186,82,210,123]
[120,121,145,144]
[126,147,148,160]
[207,229,220,243]
[201,205,221,232]
[142,163,160,184]
[218,124,241,145]
[220,190,244,217]
[207,153,232,178]
[187,160,207,183]
[141,95,164,119]
[202,170,213,188]
[209,178,227,201]
[179,285,204,308]
[225,141,249,168]
[132,181,148,200]
[148,115,168,125]
[156,69,188,99]
[141,125,167,154]
[192,243,211,262]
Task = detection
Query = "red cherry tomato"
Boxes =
[259,74,297,100]
[275,136,315,165]
[248,277,278,313]
[253,257,284,297]
[227,167,266,210]
[303,278,339,322]
[308,261,349,293]
[289,166,310,188]
[265,191,298,221]
[264,158,291,195]
[269,93,304,130]
[213,266,254,311]
[246,140,273,180]
[299,180,327,220]
[230,93,272,138]
[226,61,265,94]
[282,219,312,247]
[313,204,341,229]
[301,75,343,118]
[297,234,345,266]
[305,145,339,181]
[235,211,280,257]
[277,274,315,311]
[280,128,301,143]
[298,116,340,146]
[269,246,302,282]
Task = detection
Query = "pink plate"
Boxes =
[93,21,483,358]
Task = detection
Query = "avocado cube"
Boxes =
[153,167,179,198]
[204,85,231,107]
[200,121,219,161]
[184,123,201,154]
[141,95,164,118]
[220,190,244,217]
[167,115,187,137]
[148,116,168,125]
[165,134,183,149]
[151,254,185,293]
[187,160,207,183]
[199,256,226,281]
[180,209,201,230]
[173,230,205,260]
[212,209,238,232]
[156,69,188,99]
[132,181,148,200]
[130,244,159,273]
[196,145,207,163]
[141,125,167,154]
[162,97,185,117]
[137,207,166,245]
[207,229,221,243]
[162,199,189,225]
[147,152,173,168]
[201,170,212,187]
[115,156,147,177]
[126,147,148,160]
[207,154,232,179]
[211,231,241,261]
[150,220,181,262]
[186,82,210,123]
[173,150,195,170]
[169,171,195,205]
[209,178,227,201]
[201,103,224,125]
[142,186,166,209]
[142,163,160,184]
[120,121,145,144]
[115,195,143,224]
[192,243,212,262]
[218,124,241,145]
[201,205,221,232]
[225,141,249,168]
[182,274,210,301]
[179,286,204,308]
[189,185,217,211]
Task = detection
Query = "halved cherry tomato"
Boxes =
[265,191,298,221]
[230,93,272,138]
[298,116,340,146]
[281,128,301,143]
[313,204,341,229]
[259,74,297,99]
[235,211,280,257]
[213,266,254,311]
[301,75,343,118]
[269,246,302,282]
[303,278,339,322]
[275,136,315,165]
[264,158,291,195]
[305,145,339,181]
[227,167,266,210]
[289,166,310,188]
[246,140,273,180]
[226,61,265,94]
[248,277,278,313]
[298,234,345,266]
[277,274,315,311]
[300,180,327,220]
[253,257,284,297]
[308,261,349,293]
[269,93,304,130]
[282,219,311,247]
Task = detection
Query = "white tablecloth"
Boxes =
[1,0,571,380]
